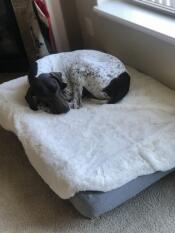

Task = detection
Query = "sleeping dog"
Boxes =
[25,50,130,114]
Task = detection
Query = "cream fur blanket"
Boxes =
[0,67,175,199]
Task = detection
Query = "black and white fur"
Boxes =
[26,50,130,114]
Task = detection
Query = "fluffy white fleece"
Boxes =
[0,67,175,199]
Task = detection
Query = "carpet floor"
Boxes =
[1,75,175,233]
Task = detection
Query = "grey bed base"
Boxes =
[70,169,175,218]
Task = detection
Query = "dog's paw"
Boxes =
[38,104,51,113]
[69,100,82,109]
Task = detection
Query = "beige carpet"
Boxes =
[1,76,175,233]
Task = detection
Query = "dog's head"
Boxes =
[26,72,70,114]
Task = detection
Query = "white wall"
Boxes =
[60,0,83,50]
[75,0,175,90]
[45,0,70,52]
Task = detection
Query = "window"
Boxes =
[134,0,175,15]
[95,0,175,45]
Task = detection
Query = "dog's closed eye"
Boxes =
[33,78,58,97]
[46,80,58,93]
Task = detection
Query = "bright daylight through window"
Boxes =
[134,0,175,14]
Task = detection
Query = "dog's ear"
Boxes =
[25,87,38,111]
[28,62,38,85]
[50,72,67,90]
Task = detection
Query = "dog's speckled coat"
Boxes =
[35,50,127,108]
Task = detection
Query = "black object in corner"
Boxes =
[0,0,28,72]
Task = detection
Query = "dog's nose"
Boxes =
[52,104,70,114]
[62,105,70,114]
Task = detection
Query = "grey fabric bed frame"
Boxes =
[70,169,175,218]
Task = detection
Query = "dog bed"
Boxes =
[0,67,175,217]
[70,169,175,218]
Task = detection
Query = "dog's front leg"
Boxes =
[68,65,85,109]
[69,83,83,109]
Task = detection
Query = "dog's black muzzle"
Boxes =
[38,91,70,114]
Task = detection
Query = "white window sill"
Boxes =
[94,0,175,45]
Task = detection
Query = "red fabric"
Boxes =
[34,0,49,17]
[34,0,56,51]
